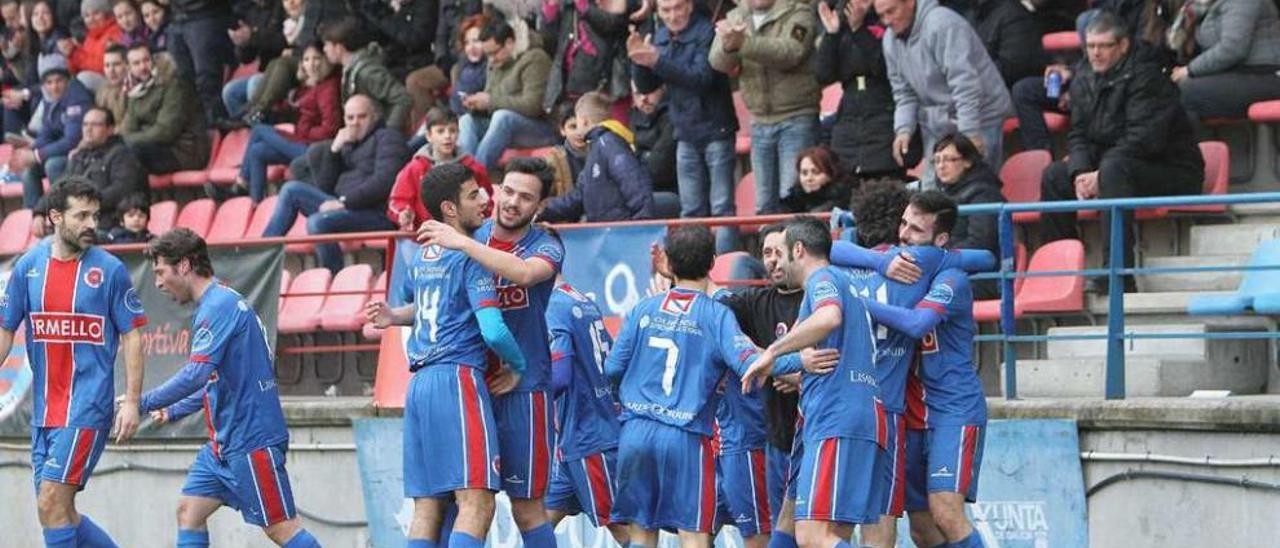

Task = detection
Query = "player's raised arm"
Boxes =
[421,220,561,288]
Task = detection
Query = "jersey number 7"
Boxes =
[647,336,679,396]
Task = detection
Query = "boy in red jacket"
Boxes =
[387,108,492,231]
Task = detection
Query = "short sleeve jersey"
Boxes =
[604,288,758,437]
[0,241,146,430]
[474,220,564,391]
[909,268,987,427]
[547,283,620,460]
[399,243,499,371]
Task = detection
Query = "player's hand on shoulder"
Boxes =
[886,252,923,285]
[801,347,839,374]
[416,220,469,249]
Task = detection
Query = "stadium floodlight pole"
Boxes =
[1105,206,1127,400]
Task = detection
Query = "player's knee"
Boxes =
[456,492,496,521]
[793,522,828,548]
[509,498,546,529]
[606,523,629,546]
[928,495,971,538]
[263,518,301,545]
[36,484,72,524]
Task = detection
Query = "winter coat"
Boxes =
[341,43,414,132]
[966,0,1044,87]
[121,67,211,170]
[542,0,628,111]
[306,125,411,211]
[541,121,653,222]
[1189,0,1280,76]
[1066,48,1204,178]
[33,79,94,161]
[60,135,148,227]
[68,19,122,75]
[940,161,1004,256]
[483,46,553,120]
[781,177,853,213]
[709,0,821,124]
[630,103,677,194]
[288,74,341,143]
[633,13,738,145]
[386,149,492,229]
[362,0,439,76]
[815,20,898,176]
[883,0,1012,138]
[449,58,487,116]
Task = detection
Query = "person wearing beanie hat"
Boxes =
[11,52,94,208]
[60,0,123,90]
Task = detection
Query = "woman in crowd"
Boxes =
[933,133,1005,298]
[112,0,147,49]
[1170,0,1280,128]
[139,0,166,50]
[781,146,854,214]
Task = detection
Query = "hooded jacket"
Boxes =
[709,0,821,124]
[386,146,492,229]
[33,78,93,161]
[883,0,1012,138]
[541,121,654,222]
[342,43,414,131]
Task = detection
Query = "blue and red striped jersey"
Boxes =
[907,269,987,428]
[0,239,146,430]
[546,283,620,461]
[399,242,500,371]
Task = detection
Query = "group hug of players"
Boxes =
[0,156,989,548]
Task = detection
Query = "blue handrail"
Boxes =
[956,191,1280,400]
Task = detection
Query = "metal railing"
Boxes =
[961,192,1280,400]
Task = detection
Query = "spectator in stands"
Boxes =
[630,83,677,196]
[61,0,121,91]
[112,0,148,49]
[542,0,629,113]
[120,43,210,174]
[878,0,1012,186]
[1040,11,1203,295]
[387,107,492,231]
[11,54,92,208]
[459,19,557,171]
[781,146,852,213]
[319,16,413,133]
[1009,63,1071,152]
[933,133,1003,297]
[139,0,167,51]
[545,100,588,198]
[166,0,236,126]
[1,0,65,135]
[540,91,655,222]
[0,0,19,33]
[357,0,444,130]
[231,42,339,202]
[449,13,489,118]
[60,106,147,229]
[965,0,1045,88]
[262,94,407,273]
[631,0,738,247]
[850,175,910,248]
[435,0,485,74]
[219,0,287,124]
[709,0,820,214]
[105,191,152,242]
[1170,0,1280,128]
[235,0,344,125]
[95,44,127,121]
[815,0,906,184]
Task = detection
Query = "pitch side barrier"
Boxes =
[963,192,1280,400]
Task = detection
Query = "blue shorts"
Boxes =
[31,427,107,491]
[546,449,619,527]
[404,365,500,498]
[764,443,790,523]
[880,413,907,517]
[786,434,804,501]
[611,420,717,533]
[492,390,555,499]
[182,443,297,527]
[904,424,985,512]
[716,448,772,537]
[793,437,883,525]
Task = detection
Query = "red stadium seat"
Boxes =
[1044,112,1069,132]
[0,209,33,255]
[498,147,554,168]
[286,214,313,254]
[999,150,1050,224]
[710,251,751,283]
[207,128,253,184]
[206,197,254,243]
[246,195,278,238]
[148,200,178,235]
[734,92,752,155]
[320,264,374,331]
[277,268,330,334]
[362,272,389,341]
[820,84,842,116]
[1042,31,1081,53]
[0,183,22,199]
[278,268,292,313]
[735,172,756,216]
[1015,239,1085,315]
[148,173,173,191]
[973,243,1027,322]
[174,199,217,238]
[171,131,223,187]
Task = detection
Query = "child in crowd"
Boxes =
[107,193,153,243]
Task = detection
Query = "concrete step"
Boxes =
[1046,323,1220,360]
[1138,255,1246,292]
[1190,223,1280,256]
[1006,355,1267,397]
[1085,291,1234,315]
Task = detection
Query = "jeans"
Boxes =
[21,156,67,209]
[651,191,681,219]
[919,122,1005,189]
[167,13,235,125]
[459,109,559,171]
[239,124,308,202]
[222,74,265,120]
[1011,76,1066,151]
[750,114,818,214]
[263,181,396,272]
[676,138,739,253]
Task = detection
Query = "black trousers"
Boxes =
[1040,154,1202,270]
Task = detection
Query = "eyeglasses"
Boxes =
[932,155,964,165]
[1085,40,1119,51]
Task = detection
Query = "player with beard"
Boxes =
[365,163,528,548]
[416,157,565,548]
[0,179,146,548]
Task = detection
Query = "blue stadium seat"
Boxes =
[1187,239,1280,315]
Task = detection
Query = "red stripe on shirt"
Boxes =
[250,448,289,525]
[131,315,148,328]
[42,258,79,427]
[204,391,220,459]
[916,301,947,314]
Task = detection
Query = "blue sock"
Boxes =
[449,531,485,548]
[628,543,652,548]
[282,529,321,548]
[768,531,798,548]
[43,525,76,548]
[75,515,118,548]
[176,529,210,547]
[407,540,435,548]
[438,503,458,544]
[520,523,556,548]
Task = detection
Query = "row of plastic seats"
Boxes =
[278,264,387,335]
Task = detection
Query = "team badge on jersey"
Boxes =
[84,267,103,288]
[421,244,443,261]
[660,291,695,316]
[775,322,789,338]
[920,330,939,354]
[125,288,144,314]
